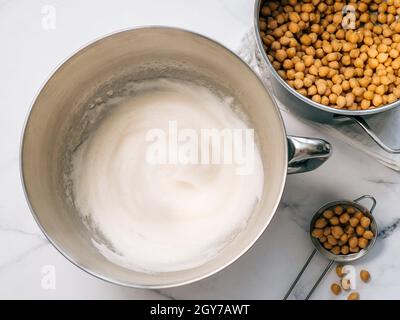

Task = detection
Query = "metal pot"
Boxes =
[254,0,400,154]
[21,27,331,288]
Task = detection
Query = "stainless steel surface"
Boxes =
[253,0,400,153]
[305,260,334,300]
[284,195,378,299]
[21,27,331,288]
[287,136,332,174]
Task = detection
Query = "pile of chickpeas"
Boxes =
[311,204,375,255]
[259,0,400,110]
[331,266,371,300]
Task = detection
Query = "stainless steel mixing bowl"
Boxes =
[21,27,331,288]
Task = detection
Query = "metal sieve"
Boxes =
[284,195,378,300]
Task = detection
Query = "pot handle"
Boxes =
[287,136,332,174]
[343,115,400,154]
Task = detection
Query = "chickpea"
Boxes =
[347,292,360,300]
[341,278,351,291]
[317,82,328,95]
[344,225,354,235]
[369,58,379,69]
[373,94,384,106]
[336,265,344,277]
[321,96,330,105]
[324,241,333,250]
[336,96,346,108]
[329,216,340,226]
[331,246,341,255]
[341,245,350,255]
[312,228,324,238]
[339,213,350,224]
[331,84,342,95]
[358,237,369,249]
[349,236,358,248]
[303,77,313,88]
[323,209,334,219]
[356,212,365,221]
[261,6,271,16]
[360,216,371,228]
[349,217,359,227]
[377,52,389,63]
[275,49,288,62]
[308,85,317,96]
[345,93,355,107]
[334,206,343,215]
[331,283,341,295]
[356,225,365,236]
[354,58,364,68]
[353,87,365,97]
[312,94,322,103]
[323,226,331,236]
[300,34,312,45]
[315,218,327,228]
[364,90,374,100]
[347,206,355,214]
[350,246,360,253]
[361,99,371,109]
[332,226,344,239]
[283,59,294,70]
[360,270,371,283]
[342,80,350,91]
[318,66,330,78]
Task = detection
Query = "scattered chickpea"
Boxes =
[336,265,344,278]
[329,216,340,225]
[347,292,360,300]
[331,283,341,295]
[360,270,371,282]
[341,278,351,291]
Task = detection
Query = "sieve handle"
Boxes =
[283,249,317,300]
[354,195,377,213]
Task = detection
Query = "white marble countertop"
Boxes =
[1,0,400,300]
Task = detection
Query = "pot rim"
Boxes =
[20,25,289,289]
[253,0,400,116]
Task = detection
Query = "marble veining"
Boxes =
[378,219,400,239]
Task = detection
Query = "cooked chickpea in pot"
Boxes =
[259,0,400,110]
